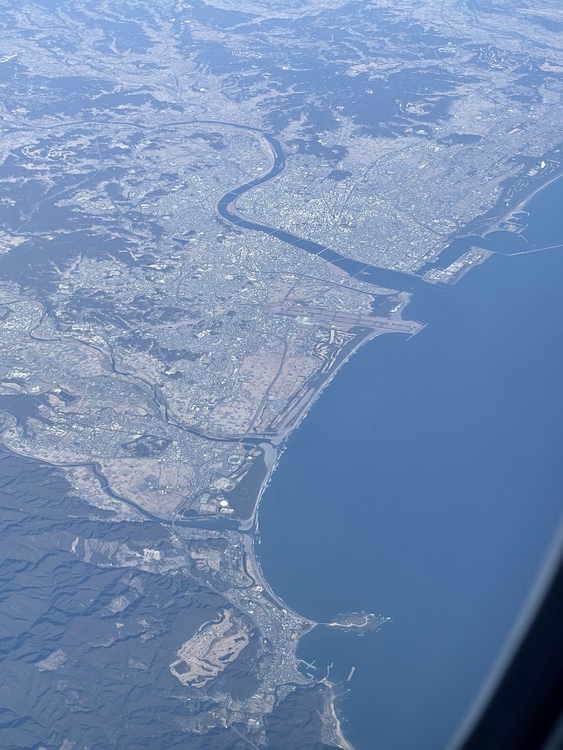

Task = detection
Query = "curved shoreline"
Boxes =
[3,114,563,749]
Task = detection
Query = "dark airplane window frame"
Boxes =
[451,528,563,750]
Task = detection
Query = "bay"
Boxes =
[257,177,563,750]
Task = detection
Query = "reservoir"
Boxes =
[257,178,563,750]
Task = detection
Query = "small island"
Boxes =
[325,612,391,635]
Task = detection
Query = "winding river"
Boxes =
[204,119,429,294]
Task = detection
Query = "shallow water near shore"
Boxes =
[257,178,563,750]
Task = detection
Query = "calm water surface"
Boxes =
[258,179,563,750]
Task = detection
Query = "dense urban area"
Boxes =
[0,0,562,747]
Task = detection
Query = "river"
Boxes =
[211,119,430,294]
[257,176,563,750]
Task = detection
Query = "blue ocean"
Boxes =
[258,178,563,750]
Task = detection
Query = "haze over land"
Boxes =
[0,0,562,747]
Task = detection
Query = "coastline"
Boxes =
[1,113,560,748]
[321,680,355,750]
[243,322,419,533]
[245,324,421,750]
[435,159,563,261]
[248,167,563,749]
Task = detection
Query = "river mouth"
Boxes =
[207,118,433,295]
